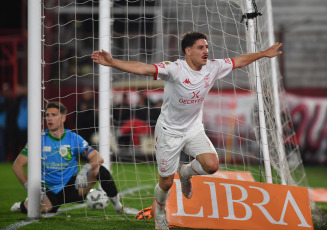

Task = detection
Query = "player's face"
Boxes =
[45,108,66,132]
[188,39,209,67]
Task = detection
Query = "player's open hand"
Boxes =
[264,42,283,58]
[91,49,113,66]
[75,163,92,189]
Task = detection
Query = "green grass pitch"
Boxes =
[0,162,326,229]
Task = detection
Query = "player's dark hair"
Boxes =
[46,102,67,115]
[181,31,207,55]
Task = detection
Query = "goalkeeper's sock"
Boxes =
[180,159,209,178]
[97,165,122,211]
[109,195,123,212]
[20,201,27,214]
[97,165,118,197]
[154,183,169,213]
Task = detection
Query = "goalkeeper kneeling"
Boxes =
[10,101,128,214]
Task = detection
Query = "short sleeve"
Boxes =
[20,144,28,157]
[153,61,175,81]
[74,134,94,158]
[210,58,234,81]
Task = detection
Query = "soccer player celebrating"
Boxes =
[11,102,125,214]
[92,31,282,229]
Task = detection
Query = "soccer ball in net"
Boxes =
[86,189,109,210]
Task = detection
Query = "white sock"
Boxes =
[181,159,209,178]
[154,183,169,213]
[109,195,123,211]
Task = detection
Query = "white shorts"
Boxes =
[154,121,217,177]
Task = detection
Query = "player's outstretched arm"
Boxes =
[12,154,28,190]
[91,49,156,76]
[233,42,282,69]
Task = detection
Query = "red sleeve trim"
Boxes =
[153,64,158,80]
[231,58,235,69]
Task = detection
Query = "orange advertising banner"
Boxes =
[206,171,255,182]
[309,188,327,203]
[166,175,313,230]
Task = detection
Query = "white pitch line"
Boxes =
[4,184,153,230]
[119,184,153,196]
[2,218,39,230]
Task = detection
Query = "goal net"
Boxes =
[39,0,309,222]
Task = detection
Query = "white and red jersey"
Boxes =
[153,58,234,136]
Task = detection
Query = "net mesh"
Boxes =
[41,0,309,220]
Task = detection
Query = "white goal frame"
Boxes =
[28,0,286,218]
[98,0,111,171]
[27,0,42,218]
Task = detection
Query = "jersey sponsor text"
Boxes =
[179,97,205,105]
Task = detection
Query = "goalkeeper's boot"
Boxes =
[178,164,193,199]
[110,195,123,213]
[10,202,21,212]
[110,196,139,215]
[155,209,169,230]
[135,206,153,220]
[115,206,139,215]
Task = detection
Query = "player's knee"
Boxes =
[161,181,173,191]
[41,199,54,213]
[159,175,174,191]
[205,165,218,175]
[204,158,219,174]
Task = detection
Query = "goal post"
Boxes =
[266,0,287,185]
[238,0,274,184]
[27,0,42,218]
[98,0,111,171]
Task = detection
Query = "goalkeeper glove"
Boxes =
[75,163,92,189]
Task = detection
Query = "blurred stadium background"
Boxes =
[1,0,326,164]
